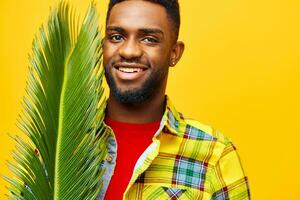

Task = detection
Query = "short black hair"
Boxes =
[106,0,181,41]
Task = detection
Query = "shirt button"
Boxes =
[106,155,113,162]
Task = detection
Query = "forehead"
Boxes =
[107,1,171,32]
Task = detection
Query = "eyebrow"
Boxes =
[106,26,164,36]
[139,28,164,36]
[106,26,125,34]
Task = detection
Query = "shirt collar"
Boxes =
[160,95,185,137]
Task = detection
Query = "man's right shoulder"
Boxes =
[184,118,231,146]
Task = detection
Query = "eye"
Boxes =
[109,34,124,42]
[142,37,159,44]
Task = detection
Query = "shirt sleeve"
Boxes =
[210,142,250,200]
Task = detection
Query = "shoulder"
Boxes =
[180,117,237,166]
[184,118,232,146]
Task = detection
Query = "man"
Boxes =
[99,0,250,199]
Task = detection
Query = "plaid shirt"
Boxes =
[98,96,250,200]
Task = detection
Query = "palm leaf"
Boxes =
[4,1,108,199]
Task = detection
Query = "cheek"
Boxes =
[103,42,115,66]
[153,51,171,67]
[147,47,170,64]
[103,51,109,66]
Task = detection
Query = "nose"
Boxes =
[118,38,142,59]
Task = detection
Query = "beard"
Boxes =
[104,67,167,105]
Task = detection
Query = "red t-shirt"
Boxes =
[104,117,160,200]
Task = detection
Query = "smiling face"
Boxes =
[103,0,181,104]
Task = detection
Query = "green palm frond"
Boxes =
[4,1,108,199]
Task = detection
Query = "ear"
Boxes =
[169,41,185,67]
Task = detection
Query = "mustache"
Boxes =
[111,58,149,67]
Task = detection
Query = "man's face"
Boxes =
[103,0,175,104]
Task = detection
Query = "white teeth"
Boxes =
[118,67,143,73]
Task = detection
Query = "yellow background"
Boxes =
[0,0,299,199]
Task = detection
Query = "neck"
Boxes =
[106,92,166,124]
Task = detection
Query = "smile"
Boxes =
[113,64,149,81]
[117,67,146,73]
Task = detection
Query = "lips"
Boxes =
[113,62,149,80]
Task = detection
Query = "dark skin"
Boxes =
[103,0,185,123]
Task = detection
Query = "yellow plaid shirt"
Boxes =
[99,96,250,200]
